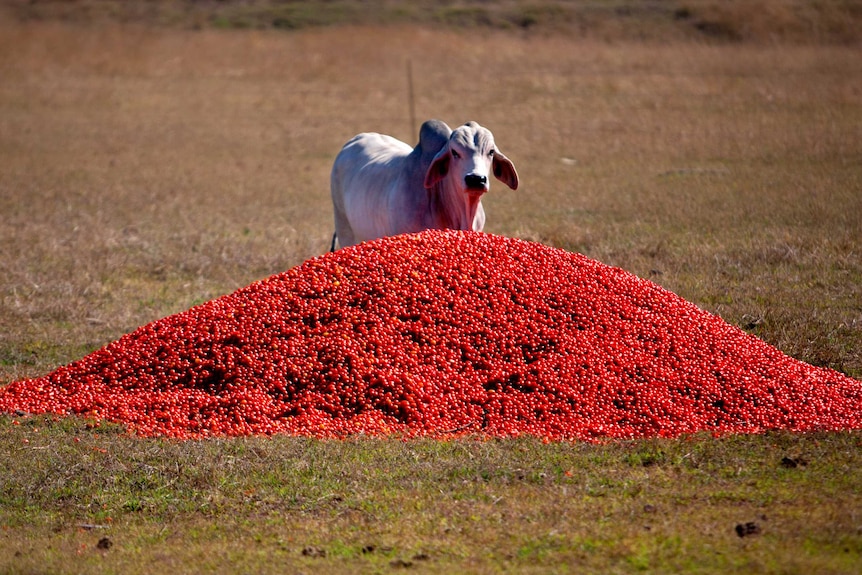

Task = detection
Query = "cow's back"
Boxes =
[331,132,414,246]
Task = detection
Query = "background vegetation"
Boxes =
[1,1,861,572]
[5,0,862,44]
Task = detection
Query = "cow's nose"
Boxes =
[465,174,488,189]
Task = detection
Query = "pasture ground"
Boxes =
[1,2,862,573]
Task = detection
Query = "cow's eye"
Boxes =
[488,150,495,158]
[451,150,460,159]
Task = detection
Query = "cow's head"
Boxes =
[424,121,519,195]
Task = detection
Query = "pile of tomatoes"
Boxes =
[2,230,860,440]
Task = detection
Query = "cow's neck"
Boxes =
[429,183,482,232]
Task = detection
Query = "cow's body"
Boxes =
[330,120,518,249]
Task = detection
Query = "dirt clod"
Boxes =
[780,456,807,468]
[96,537,112,550]
[301,546,326,558]
[735,522,761,537]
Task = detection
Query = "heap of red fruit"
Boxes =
[2,230,860,440]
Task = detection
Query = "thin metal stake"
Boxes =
[407,58,416,140]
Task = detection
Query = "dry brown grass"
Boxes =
[1,20,860,382]
[0,15,861,574]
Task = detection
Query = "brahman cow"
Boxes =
[330,120,518,250]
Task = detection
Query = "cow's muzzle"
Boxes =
[465,174,488,192]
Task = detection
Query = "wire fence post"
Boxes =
[407,58,416,141]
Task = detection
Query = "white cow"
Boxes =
[330,120,518,250]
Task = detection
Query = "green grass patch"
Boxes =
[2,416,862,573]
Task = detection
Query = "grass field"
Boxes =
[1,2,862,572]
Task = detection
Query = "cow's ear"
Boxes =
[424,147,450,189]
[492,150,519,190]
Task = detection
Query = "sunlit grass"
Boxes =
[2,415,861,573]
[1,7,861,573]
